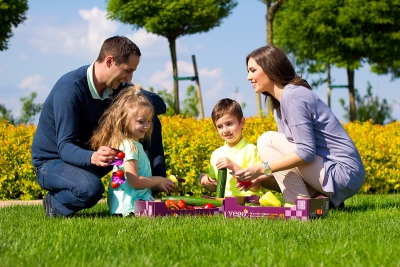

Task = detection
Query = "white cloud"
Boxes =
[29,7,118,59]
[126,30,169,58]
[19,75,49,101]
[27,7,172,61]
[149,69,172,91]
[199,67,221,78]
[147,60,222,92]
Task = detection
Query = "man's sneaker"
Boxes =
[43,194,60,218]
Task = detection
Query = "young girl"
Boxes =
[90,84,176,216]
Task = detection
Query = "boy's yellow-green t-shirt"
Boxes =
[209,138,263,197]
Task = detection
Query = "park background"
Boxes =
[1,0,400,123]
[1,2,399,265]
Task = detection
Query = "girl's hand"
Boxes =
[233,164,264,182]
[155,177,176,194]
[200,174,217,186]
[216,157,233,170]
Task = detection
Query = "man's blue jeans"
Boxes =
[35,159,111,216]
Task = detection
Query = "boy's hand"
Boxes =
[200,173,217,186]
[216,157,233,170]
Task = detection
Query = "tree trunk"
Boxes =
[347,68,356,121]
[266,0,285,46]
[168,37,180,114]
[327,64,331,108]
[192,55,204,119]
[265,0,285,116]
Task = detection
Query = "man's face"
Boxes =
[107,54,140,89]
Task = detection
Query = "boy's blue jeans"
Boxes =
[35,159,111,216]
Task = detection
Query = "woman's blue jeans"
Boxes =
[35,159,111,216]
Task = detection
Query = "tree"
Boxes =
[150,85,198,117]
[273,0,400,121]
[107,0,237,115]
[258,0,285,116]
[0,0,28,51]
[181,85,199,118]
[0,92,43,125]
[339,82,395,125]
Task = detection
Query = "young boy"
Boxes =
[199,98,263,196]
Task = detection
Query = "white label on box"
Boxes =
[297,200,306,211]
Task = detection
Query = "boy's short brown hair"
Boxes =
[211,98,243,126]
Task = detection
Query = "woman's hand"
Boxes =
[233,163,264,182]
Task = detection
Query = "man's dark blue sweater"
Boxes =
[32,66,166,177]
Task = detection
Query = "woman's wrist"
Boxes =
[259,163,264,176]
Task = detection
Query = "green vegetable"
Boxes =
[216,168,227,198]
[259,191,282,207]
[160,196,222,207]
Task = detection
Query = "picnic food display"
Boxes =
[110,151,126,189]
[161,196,223,207]
[223,196,329,220]
[134,197,221,217]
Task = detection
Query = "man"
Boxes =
[31,36,166,217]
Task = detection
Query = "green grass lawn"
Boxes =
[1,194,399,267]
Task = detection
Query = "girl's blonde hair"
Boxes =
[90,84,154,151]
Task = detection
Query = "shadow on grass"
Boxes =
[73,210,112,218]
[71,202,114,218]
[340,202,400,213]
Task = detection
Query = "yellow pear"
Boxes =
[166,174,178,185]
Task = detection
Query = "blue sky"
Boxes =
[1,0,399,123]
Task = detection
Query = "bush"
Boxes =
[344,120,400,193]
[0,120,45,200]
[0,117,399,200]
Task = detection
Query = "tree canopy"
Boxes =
[107,0,237,114]
[0,0,28,51]
[273,0,400,121]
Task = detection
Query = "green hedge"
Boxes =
[0,117,399,200]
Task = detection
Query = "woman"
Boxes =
[234,46,365,207]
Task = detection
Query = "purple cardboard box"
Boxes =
[223,196,329,221]
[134,200,221,217]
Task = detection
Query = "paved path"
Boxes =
[0,199,107,208]
[0,200,43,208]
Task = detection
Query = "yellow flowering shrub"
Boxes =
[344,120,400,193]
[0,120,45,200]
[0,117,399,200]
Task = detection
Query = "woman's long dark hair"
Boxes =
[246,45,311,110]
